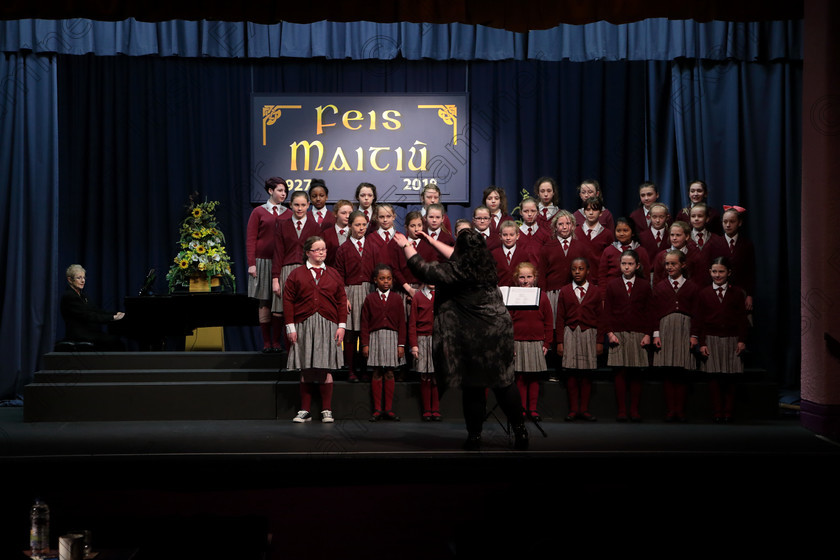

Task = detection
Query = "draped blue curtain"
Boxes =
[0,53,59,401]
[0,18,802,398]
[1,18,800,61]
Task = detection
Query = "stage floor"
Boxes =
[2,407,839,558]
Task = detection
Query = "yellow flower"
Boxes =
[178,260,189,269]
[198,262,206,271]
[192,231,201,239]
[196,245,206,254]
[192,208,203,218]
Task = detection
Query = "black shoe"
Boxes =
[565,412,578,422]
[512,423,529,451]
[347,373,360,383]
[463,434,481,451]
[369,410,382,422]
[384,410,400,421]
[579,411,597,422]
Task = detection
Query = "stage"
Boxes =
[4,351,838,558]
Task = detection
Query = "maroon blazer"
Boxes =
[322,225,349,267]
[538,237,598,291]
[575,224,615,261]
[510,291,554,349]
[600,275,655,335]
[555,282,603,343]
[272,217,324,276]
[651,277,700,335]
[573,207,615,232]
[725,235,756,297]
[309,207,335,230]
[408,289,434,347]
[475,229,501,252]
[334,238,377,286]
[638,227,669,263]
[246,205,285,265]
[598,242,652,289]
[360,291,407,347]
[489,212,514,236]
[652,244,705,287]
[492,244,538,287]
[696,284,749,345]
[283,265,347,326]
[691,231,730,285]
[518,223,550,253]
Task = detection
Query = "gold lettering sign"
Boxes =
[262,105,302,146]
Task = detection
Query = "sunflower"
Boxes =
[178,259,190,269]
[196,245,206,254]
[192,231,201,238]
[192,207,203,218]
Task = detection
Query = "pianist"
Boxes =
[60,264,126,350]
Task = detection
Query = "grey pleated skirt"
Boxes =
[653,313,695,370]
[607,331,649,368]
[287,313,344,374]
[514,340,548,373]
[345,282,371,331]
[366,328,406,368]
[546,289,560,328]
[562,326,597,370]
[413,334,434,373]
[271,263,301,314]
[699,335,744,374]
[248,258,275,302]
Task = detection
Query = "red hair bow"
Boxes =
[723,205,746,213]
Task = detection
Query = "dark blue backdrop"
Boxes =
[0,18,802,399]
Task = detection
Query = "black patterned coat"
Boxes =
[407,254,514,389]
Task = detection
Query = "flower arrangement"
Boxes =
[166,197,236,292]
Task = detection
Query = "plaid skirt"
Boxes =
[287,313,343,374]
[367,328,406,368]
[562,326,597,370]
[699,335,744,374]
[514,340,547,373]
[413,334,434,373]
[607,331,649,368]
[270,263,301,314]
[345,282,372,331]
[653,313,695,370]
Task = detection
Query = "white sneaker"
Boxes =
[321,410,334,423]
[292,410,312,423]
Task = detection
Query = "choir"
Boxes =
[247,177,755,424]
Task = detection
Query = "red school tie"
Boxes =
[527,227,533,236]
[412,241,417,249]
[430,231,437,240]
[316,211,323,225]
[381,292,387,303]
[729,238,736,254]
[562,239,569,252]
[339,229,345,236]
[587,229,593,240]
[622,245,631,251]
[542,208,548,218]
[384,231,390,243]
[506,251,512,265]
[272,206,278,216]
[697,232,704,248]
[673,280,680,291]
[296,220,302,232]
[655,230,662,243]
[578,286,586,300]
[430,289,435,303]
[364,209,369,221]
[357,240,363,255]
[717,287,724,302]
[313,268,323,282]
[626,281,633,296]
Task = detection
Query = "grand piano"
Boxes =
[114,293,260,350]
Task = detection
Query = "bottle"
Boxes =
[29,499,50,557]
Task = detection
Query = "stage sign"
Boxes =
[251,94,469,204]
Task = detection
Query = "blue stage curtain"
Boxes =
[1,18,801,61]
[0,53,60,399]
[48,55,800,387]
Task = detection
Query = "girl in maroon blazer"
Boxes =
[246,176,290,352]
[510,262,553,421]
[424,203,455,253]
[419,184,452,234]
[599,217,651,290]
[575,195,615,261]
[492,220,537,287]
[698,257,750,422]
[334,210,375,383]
[602,250,654,421]
[652,250,700,422]
[362,264,406,421]
[284,236,347,423]
[409,284,439,421]
[573,179,614,232]
[538,210,596,324]
[395,211,427,302]
[354,182,378,232]
[556,257,603,421]
[533,176,560,232]
[482,185,513,236]
[721,207,756,312]
[652,221,704,286]
[518,197,550,252]
[323,199,353,267]
[272,191,323,316]
[689,202,729,284]
[629,182,661,233]
[307,179,335,229]
[472,206,501,252]
[638,202,671,265]
[365,203,401,272]
[676,179,722,236]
